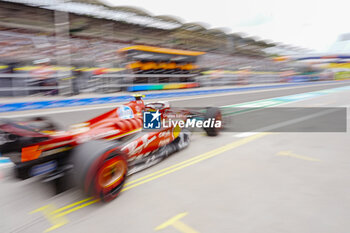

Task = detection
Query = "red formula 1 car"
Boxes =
[0,95,221,202]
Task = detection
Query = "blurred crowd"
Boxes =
[0,27,125,67]
[198,53,285,71]
[0,27,285,71]
[0,0,300,97]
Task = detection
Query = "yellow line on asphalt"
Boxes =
[122,133,269,191]
[44,221,67,233]
[54,199,100,218]
[277,151,321,162]
[172,221,200,233]
[155,212,189,230]
[31,204,69,233]
[155,212,199,233]
[32,132,269,231]
[51,197,94,214]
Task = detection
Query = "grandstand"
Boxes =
[0,0,292,71]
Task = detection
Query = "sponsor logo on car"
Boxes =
[122,135,157,156]
[117,105,134,119]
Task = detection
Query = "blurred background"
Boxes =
[1,2,350,233]
[0,0,349,97]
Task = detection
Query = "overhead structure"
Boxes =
[110,6,152,16]
[154,15,183,25]
[181,22,208,32]
[0,0,307,57]
[2,0,182,30]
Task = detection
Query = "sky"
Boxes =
[102,0,349,52]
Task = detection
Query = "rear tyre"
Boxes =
[54,175,72,194]
[203,107,222,136]
[71,140,127,202]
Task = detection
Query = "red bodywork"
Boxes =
[2,98,179,164]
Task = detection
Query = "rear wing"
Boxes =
[0,119,48,137]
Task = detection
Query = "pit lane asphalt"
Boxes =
[1,81,350,233]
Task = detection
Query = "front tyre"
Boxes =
[203,107,222,136]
